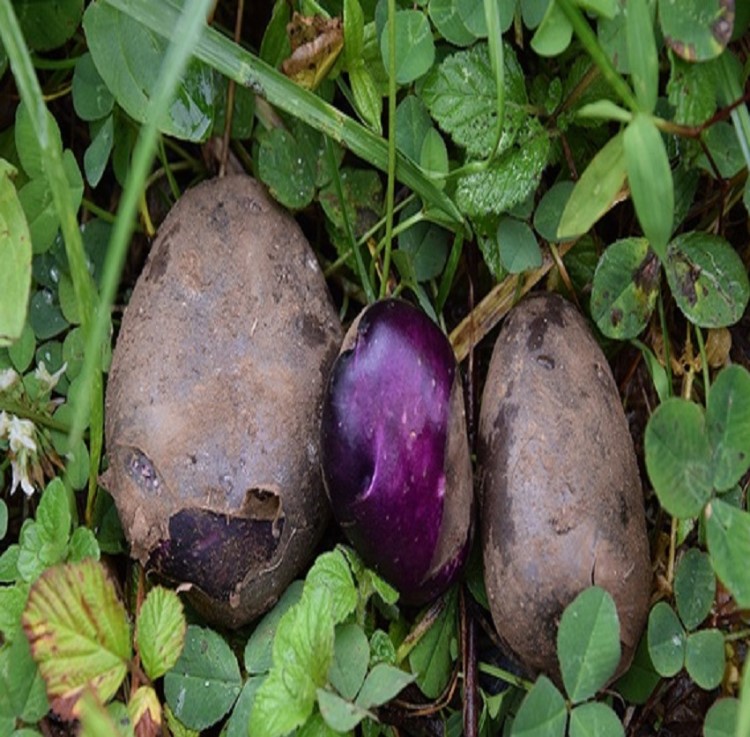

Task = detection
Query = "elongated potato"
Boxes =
[478,292,650,679]
[104,175,341,628]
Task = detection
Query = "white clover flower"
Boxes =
[1,413,38,497]
[0,369,19,392]
[34,361,68,393]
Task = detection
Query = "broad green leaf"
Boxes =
[22,559,131,718]
[644,398,713,519]
[647,602,686,677]
[420,127,449,178]
[244,580,304,675]
[421,42,527,159]
[163,625,241,731]
[557,132,627,239]
[395,95,433,162]
[533,180,574,242]
[626,0,658,111]
[591,238,660,339]
[15,102,63,180]
[510,675,567,737]
[706,365,750,491]
[557,587,621,703]
[329,623,370,701]
[456,122,549,217]
[531,0,572,56]
[136,587,186,681]
[13,0,83,51]
[304,548,357,625]
[456,0,513,36]
[409,589,457,699]
[71,53,115,122]
[614,634,660,705]
[249,588,335,737]
[317,688,370,732]
[0,633,49,724]
[497,217,541,273]
[0,161,32,347]
[704,698,739,737]
[658,0,733,61]
[428,0,477,46]
[67,526,100,563]
[83,2,216,141]
[257,128,316,210]
[674,549,715,631]
[28,288,67,340]
[664,232,750,328]
[698,122,747,179]
[705,499,750,609]
[667,54,718,126]
[9,320,35,372]
[398,201,450,281]
[224,676,263,737]
[569,702,624,737]
[685,629,725,689]
[624,114,673,258]
[380,10,434,84]
[355,663,416,710]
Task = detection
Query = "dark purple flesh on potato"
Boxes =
[320,299,473,605]
[478,292,651,681]
[104,175,342,628]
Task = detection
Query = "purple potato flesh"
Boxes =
[321,299,473,605]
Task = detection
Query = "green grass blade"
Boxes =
[104,0,464,229]
[74,0,216,456]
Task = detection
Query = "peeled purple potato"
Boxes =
[104,175,342,628]
[478,292,651,680]
[320,299,473,605]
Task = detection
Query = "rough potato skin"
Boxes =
[104,175,342,628]
[478,292,651,680]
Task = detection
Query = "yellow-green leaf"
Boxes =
[22,559,132,719]
[557,132,627,239]
[135,586,186,681]
[0,160,32,347]
[624,114,674,258]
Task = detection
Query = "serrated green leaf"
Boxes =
[647,602,686,677]
[510,675,567,737]
[330,623,370,701]
[590,238,659,339]
[67,526,100,563]
[22,559,131,718]
[658,0,733,61]
[557,587,621,703]
[356,663,415,709]
[664,232,750,328]
[644,398,713,519]
[456,122,549,217]
[497,217,541,273]
[626,0,658,111]
[304,548,357,625]
[569,702,623,737]
[83,2,216,141]
[421,42,527,159]
[163,625,241,731]
[0,161,32,347]
[318,688,371,732]
[706,365,750,491]
[249,588,335,737]
[674,549,715,631]
[380,10,434,84]
[244,580,304,676]
[408,589,457,699]
[136,587,186,681]
[558,132,627,239]
[705,499,750,609]
[624,114,673,258]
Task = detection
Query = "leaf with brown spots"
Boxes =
[281,13,343,90]
[21,559,132,719]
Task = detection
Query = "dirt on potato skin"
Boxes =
[478,292,652,681]
[103,175,342,629]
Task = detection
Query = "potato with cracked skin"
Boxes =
[478,292,651,681]
[103,175,342,629]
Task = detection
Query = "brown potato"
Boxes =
[478,292,651,680]
[103,175,342,628]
